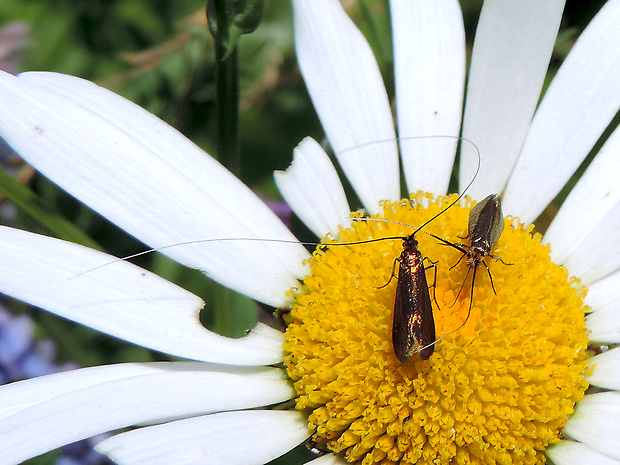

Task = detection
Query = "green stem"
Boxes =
[212,0,241,176]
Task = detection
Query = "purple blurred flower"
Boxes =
[260,196,294,228]
[0,304,75,383]
[0,22,30,75]
[0,303,111,464]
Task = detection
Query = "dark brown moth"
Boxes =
[389,234,436,361]
[382,199,461,363]
[377,186,481,362]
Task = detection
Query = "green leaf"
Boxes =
[0,168,100,249]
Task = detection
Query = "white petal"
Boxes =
[564,392,620,460]
[0,363,167,419]
[460,0,565,199]
[96,410,309,465]
[293,0,399,213]
[585,270,620,312]
[588,348,620,390]
[547,440,620,465]
[560,201,620,285]
[391,0,465,195]
[0,362,292,419]
[503,0,620,224]
[0,71,309,307]
[306,455,347,465]
[274,137,351,238]
[586,306,620,344]
[0,226,284,365]
[544,125,620,263]
[0,363,294,464]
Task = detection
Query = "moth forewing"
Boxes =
[392,237,436,362]
[467,194,504,254]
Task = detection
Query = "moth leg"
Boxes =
[378,257,400,289]
[424,258,439,309]
[448,252,467,271]
[488,253,513,266]
[481,259,499,295]
[451,265,472,307]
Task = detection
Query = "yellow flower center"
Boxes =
[283,192,590,465]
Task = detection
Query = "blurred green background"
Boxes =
[0,0,607,463]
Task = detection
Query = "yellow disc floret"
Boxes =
[283,192,590,465]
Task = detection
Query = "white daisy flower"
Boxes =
[1,1,620,464]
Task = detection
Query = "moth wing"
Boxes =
[392,257,436,362]
[469,194,504,250]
